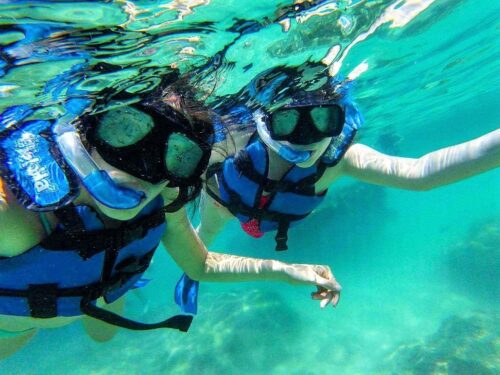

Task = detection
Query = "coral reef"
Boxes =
[446,220,500,305]
[382,313,499,375]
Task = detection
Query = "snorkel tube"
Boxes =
[53,98,145,210]
[254,109,311,164]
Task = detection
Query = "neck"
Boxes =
[264,144,296,180]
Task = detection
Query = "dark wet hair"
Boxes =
[143,79,215,207]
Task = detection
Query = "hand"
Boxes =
[285,264,341,308]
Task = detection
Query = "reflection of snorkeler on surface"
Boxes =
[199,75,500,273]
[0,81,342,359]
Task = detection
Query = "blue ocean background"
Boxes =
[0,0,498,374]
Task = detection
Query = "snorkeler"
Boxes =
[198,78,500,252]
[0,87,342,359]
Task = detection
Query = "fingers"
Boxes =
[331,293,340,306]
[320,297,330,308]
[311,265,340,291]
[315,276,342,292]
[311,265,342,309]
[311,287,341,308]
[320,291,340,308]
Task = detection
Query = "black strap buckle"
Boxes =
[27,284,59,318]
[275,221,289,251]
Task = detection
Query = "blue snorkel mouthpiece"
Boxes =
[53,112,145,210]
[254,110,311,164]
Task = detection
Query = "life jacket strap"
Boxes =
[41,209,165,260]
[80,299,193,332]
[208,171,302,251]
[275,221,290,251]
[0,247,193,331]
[53,204,85,231]
[217,173,309,223]
[233,148,328,194]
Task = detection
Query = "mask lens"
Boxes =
[165,133,204,179]
[310,105,344,136]
[271,109,300,137]
[97,106,155,147]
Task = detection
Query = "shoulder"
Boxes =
[343,143,375,157]
[324,143,367,170]
[0,178,47,256]
[340,143,386,167]
[316,143,377,188]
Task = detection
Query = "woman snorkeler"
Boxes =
[0,82,342,359]
[198,74,499,254]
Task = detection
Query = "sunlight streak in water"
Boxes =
[324,0,437,76]
[121,0,211,31]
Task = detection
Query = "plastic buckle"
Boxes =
[274,235,288,251]
[27,284,59,318]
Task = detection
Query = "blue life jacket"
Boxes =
[207,129,356,251]
[0,108,193,332]
[0,196,192,332]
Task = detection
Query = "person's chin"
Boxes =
[96,203,142,221]
[297,153,322,168]
[297,160,316,168]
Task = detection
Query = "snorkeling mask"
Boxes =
[255,103,346,164]
[54,102,212,212]
[268,104,345,145]
[86,105,212,188]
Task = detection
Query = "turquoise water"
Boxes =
[0,0,499,374]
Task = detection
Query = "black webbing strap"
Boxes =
[275,221,290,251]
[0,285,192,331]
[80,299,193,332]
[53,204,85,231]
[0,283,100,318]
[233,149,329,194]
[0,284,98,299]
[0,279,192,332]
[41,210,165,259]
[161,187,188,213]
[218,174,309,223]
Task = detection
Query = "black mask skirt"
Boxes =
[267,104,345,145]
[85,104,212,202]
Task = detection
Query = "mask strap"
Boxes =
[162,187,189,213]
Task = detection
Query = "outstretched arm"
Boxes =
[340,129,500,190]
[161,194,341,307]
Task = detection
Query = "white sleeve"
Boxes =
[341,129,500,190]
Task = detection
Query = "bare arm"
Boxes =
[0,179,47,256]
[160,191,341,298]
[340,129,500,190]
